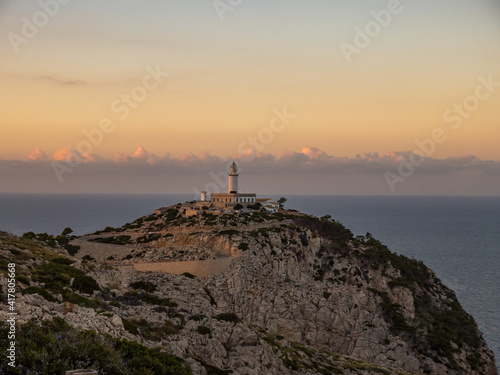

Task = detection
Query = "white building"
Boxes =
[206,162,257,208]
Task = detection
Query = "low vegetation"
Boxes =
[90,235,131,245]
[31,259,85,294]
[0,318,191,375]
[122,318,182,340]
[71,275,101,294]
[129,280,157,293]
[214,313,240,323]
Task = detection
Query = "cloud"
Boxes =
[38,76,86,86]
[27,148,47,161]
[1,146,500,195]
[132,145,149,160]
[38,146,500,177]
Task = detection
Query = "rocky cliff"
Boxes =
[0,204,497,375]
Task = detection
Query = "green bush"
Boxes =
[22,286,58,303]
[293,215,353,246]
[22,231,36,240]
[72,275,100,294]
[214,313,240,323]
[91,235,131,245]
[369,288,415,334]
[51,257,75,265]
[189,314,206,321]
[32,262,85,293]
[122,318,182,340]
[129,280,157,293]
[17,275,30,285]
[55,235,69,246]
[197,326,211,335]
[238,242,248,251]
[62,289,101,309]
[136,233,162,243]
[142,293,177,307]
[219,229,239,236]
[425,298,480,359]
[198,359,232,375]
[0,318,192,375]
[64,244,81,256]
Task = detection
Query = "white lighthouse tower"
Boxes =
[228,161,239,194]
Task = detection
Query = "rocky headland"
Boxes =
[0,202,497,374]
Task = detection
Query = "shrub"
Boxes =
[0,318,192,375]
[238,242,248,251]
[62,289,100,309]
[425,298,480,358]
[142,293,177,307]
[17,275,30,285]
[32,262,85,293]
[50,257,75,265]
[72,275,100,294]
[250,228,269,238]
[64,244,81,256]
[22,231,36,240]
[214,313,240,323]
[198,359,232,375]
[61,227,73,236]
[55,235,69,246]
[129,280,157,293]
[369,288,415,334]
[136,233,161,243]
[189,314,206,321]
[197,325,211,335]
[293,215,353,245]
[22,286,58,303]
[361,235,431,291]
[91,235,131,245]
[122,318,182,340]
[219,229,239,236]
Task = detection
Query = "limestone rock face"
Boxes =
[1,209,497,375]
[206,227,498,375]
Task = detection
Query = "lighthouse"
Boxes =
[228,161,239,193]
[207,162,256,207]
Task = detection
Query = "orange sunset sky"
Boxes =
[1,0,499,195]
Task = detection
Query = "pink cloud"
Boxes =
[27,148,47,161]
[132,145,150,160]
[53,148,79,162]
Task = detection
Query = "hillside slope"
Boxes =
[0,203,497,374]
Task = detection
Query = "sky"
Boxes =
[1,0,499,195]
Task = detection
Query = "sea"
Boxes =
[0,193,498,370]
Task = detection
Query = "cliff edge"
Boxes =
[0,203,497,374]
